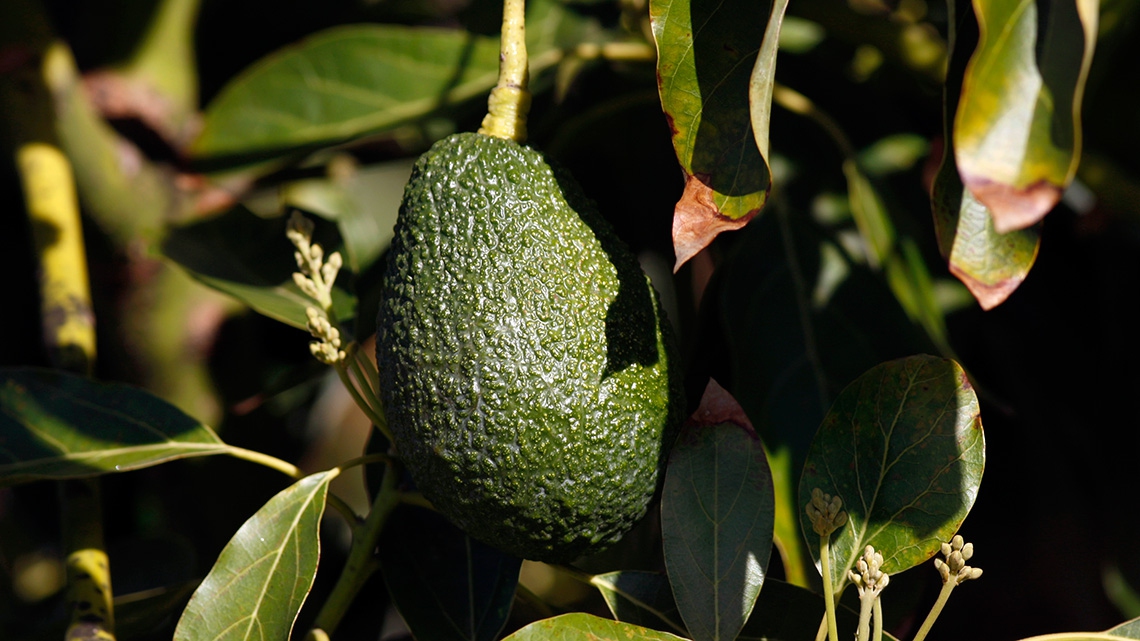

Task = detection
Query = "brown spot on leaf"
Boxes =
[672,175,755,272]
[962,173,1062,234]
[949,263,1026,310]
[686,379,757,439]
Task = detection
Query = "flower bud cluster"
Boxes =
[805,488,848,537]
[288,211,342,311]
[288,212,346,364]
[934,535,983,585]
[849,545,890,597]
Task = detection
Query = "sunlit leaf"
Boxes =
[193,26,501,160]
[173,470,337,641]
[661,380,773,641]
[954,0,1098,232]
[0,368,230,485]
[378,505,521,641]
[798,355,985,592]
[651,0,776,268]
[162,206,355,330]
[193,0,598,166]
[502,613,687,640]
[933,0,1040,309]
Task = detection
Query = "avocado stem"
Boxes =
[478,0,530,142]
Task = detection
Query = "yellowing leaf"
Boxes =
[954,0,1098,232]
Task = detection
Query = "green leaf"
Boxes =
[953,0,1098,232]
[378,505,522,641]
[192,26,501,160]
[162,206,355,330]
[502,613,687,640]
[932,0,1040,310]
[749,0,790,161]
[798,355,985,591]
[591,571,687,636]
[660,382,774,641]
[193,0,598,166]
[173,470,337,641]
[0,367,230,485]
[651,0,774,266]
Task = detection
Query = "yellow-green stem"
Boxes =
[911,579,956,641]
[820,535,839,641]
[872,594,883,641]
[308,460,402,637]
[478,0,530,141]
[856,592,874,641]
[224,446,304,479]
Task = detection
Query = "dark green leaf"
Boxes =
[798,355,985,591]
[502,613,687,640]
[661,382,774,641]
[591,571,687,636]
[173,470,336,641]
[162,206,355,330]
[954,0,1098,232]
[0,368,229,485]
[932,0,1040,310]
[379,504,522,641]
[651,0,773,266]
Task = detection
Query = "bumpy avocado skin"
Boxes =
[376,132,684,563]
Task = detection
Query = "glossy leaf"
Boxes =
[715,206,936,586]
[162,206,355,330]
[798,355,985,592]
[378,504,522,641]
[954,0,1098,232]
[651,0,774,269]
[0,367,230,485]
[661,380,773,641]
[193,26,501,159]
[933,0,1040,309]
[173,470,337,641]
[193,0,596,164]
[502,613,687,641]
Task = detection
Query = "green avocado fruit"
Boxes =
[376,132,684,563]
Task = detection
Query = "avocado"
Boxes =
[376,132,684,563]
